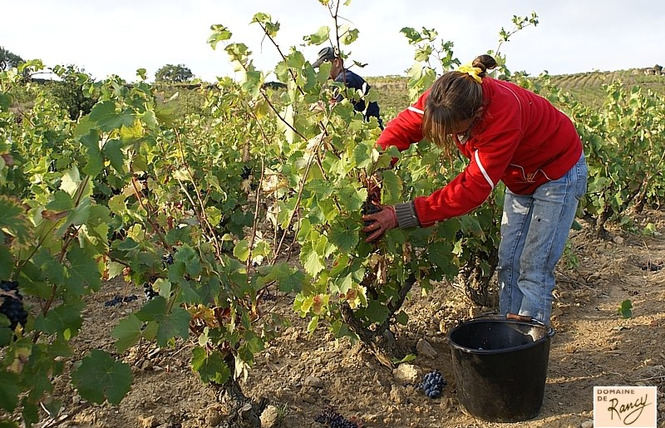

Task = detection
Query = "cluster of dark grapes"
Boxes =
[241,166,252,180]
[104,294,138,307]
[259,290,277,302]
[135,172,150,197]
[361,200,380,227]
[639,260,663,271]
[420,370,447,398]
[314,408,360,428]
[162,252,174,267]
[240,166,260,192]
[1,280,28,330]
[143,283,159,300]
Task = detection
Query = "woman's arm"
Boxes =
[376,89,430,151]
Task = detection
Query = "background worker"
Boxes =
[312,46,383,129]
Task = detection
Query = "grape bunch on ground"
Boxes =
[420,370,447,398]
[314,407,361,428]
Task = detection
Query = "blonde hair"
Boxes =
[422,55,497,157]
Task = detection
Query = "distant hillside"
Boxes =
[367,67,665,118]
[547,67,664,105]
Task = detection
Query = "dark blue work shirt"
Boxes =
[334,69,383,129]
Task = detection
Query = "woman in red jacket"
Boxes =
[362,55,587,325]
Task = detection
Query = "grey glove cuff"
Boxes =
[394,202,420,228]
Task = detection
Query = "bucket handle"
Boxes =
[474,312,540,323]
[474,313,556,338]
[506,313,537,323]
[505,313,556,338]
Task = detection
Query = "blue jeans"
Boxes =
[497,154,587,325]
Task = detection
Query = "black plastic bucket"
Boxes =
[448,316,555,422]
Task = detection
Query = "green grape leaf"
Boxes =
[208,24,232,50]
[33,301,84,339]
[233,239,250,262]
[427,244,457,276]
[65,196,92,227]
[140,109,157,128]
[251,13,280,37]
[400,27,423,44]
[395,310,409,326]
[45,190,74,211]
[103,139,126,174]
[174,244,202,278]
[79,130,103,177]
[301,244,325,276]
[307,316,319,334]
[274,60,290,82]
[71,350,132,405]
[381,170,402,204]
[108,194,127,215]
[333,273,353,294]
[0,371,20,411]
[256,263,305,293]
[340,27,359,45]
[154,102,177,125]
[66,245,101,293]
[303,26,330,45]
[328,221,359,253]
[205,206,222,227]
[119,118,143,141]
[353,143,373,169]
[59,167,82,196]
[0,247,11,279]
[0,92,11,112]
[618,299,633,318]
[111,314,144,353]
[88,101,135,131]
[74,115,95,138]
[0,317,12,337]
[136,296,167,322]
[415,45,433,62]
[0,196,31,244]
[156,307,191,347]
[364,300,390,324]
[285,51,306,69]
[337,186,365,212]
[191,348,230,384]
[225,43,250,67]
[115,237,139,251]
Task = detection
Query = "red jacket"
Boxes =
[376,77,583,227]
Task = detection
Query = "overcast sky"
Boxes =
[3,0,664,82]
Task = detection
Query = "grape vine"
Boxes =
[1,1,663,427]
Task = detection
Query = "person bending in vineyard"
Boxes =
[361,55,587,325]
[312,46,383,129]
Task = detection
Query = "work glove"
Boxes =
[362,204,397,243]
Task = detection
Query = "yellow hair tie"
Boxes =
[457,63,483,83]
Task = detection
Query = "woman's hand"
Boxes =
[362,204,397,243]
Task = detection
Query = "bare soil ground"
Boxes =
[41,213,665,428]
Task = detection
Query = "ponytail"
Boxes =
[457,55,498,83]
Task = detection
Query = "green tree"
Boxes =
[154,63,193,83]
[0,46,23,71]
[48,64,98,120]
